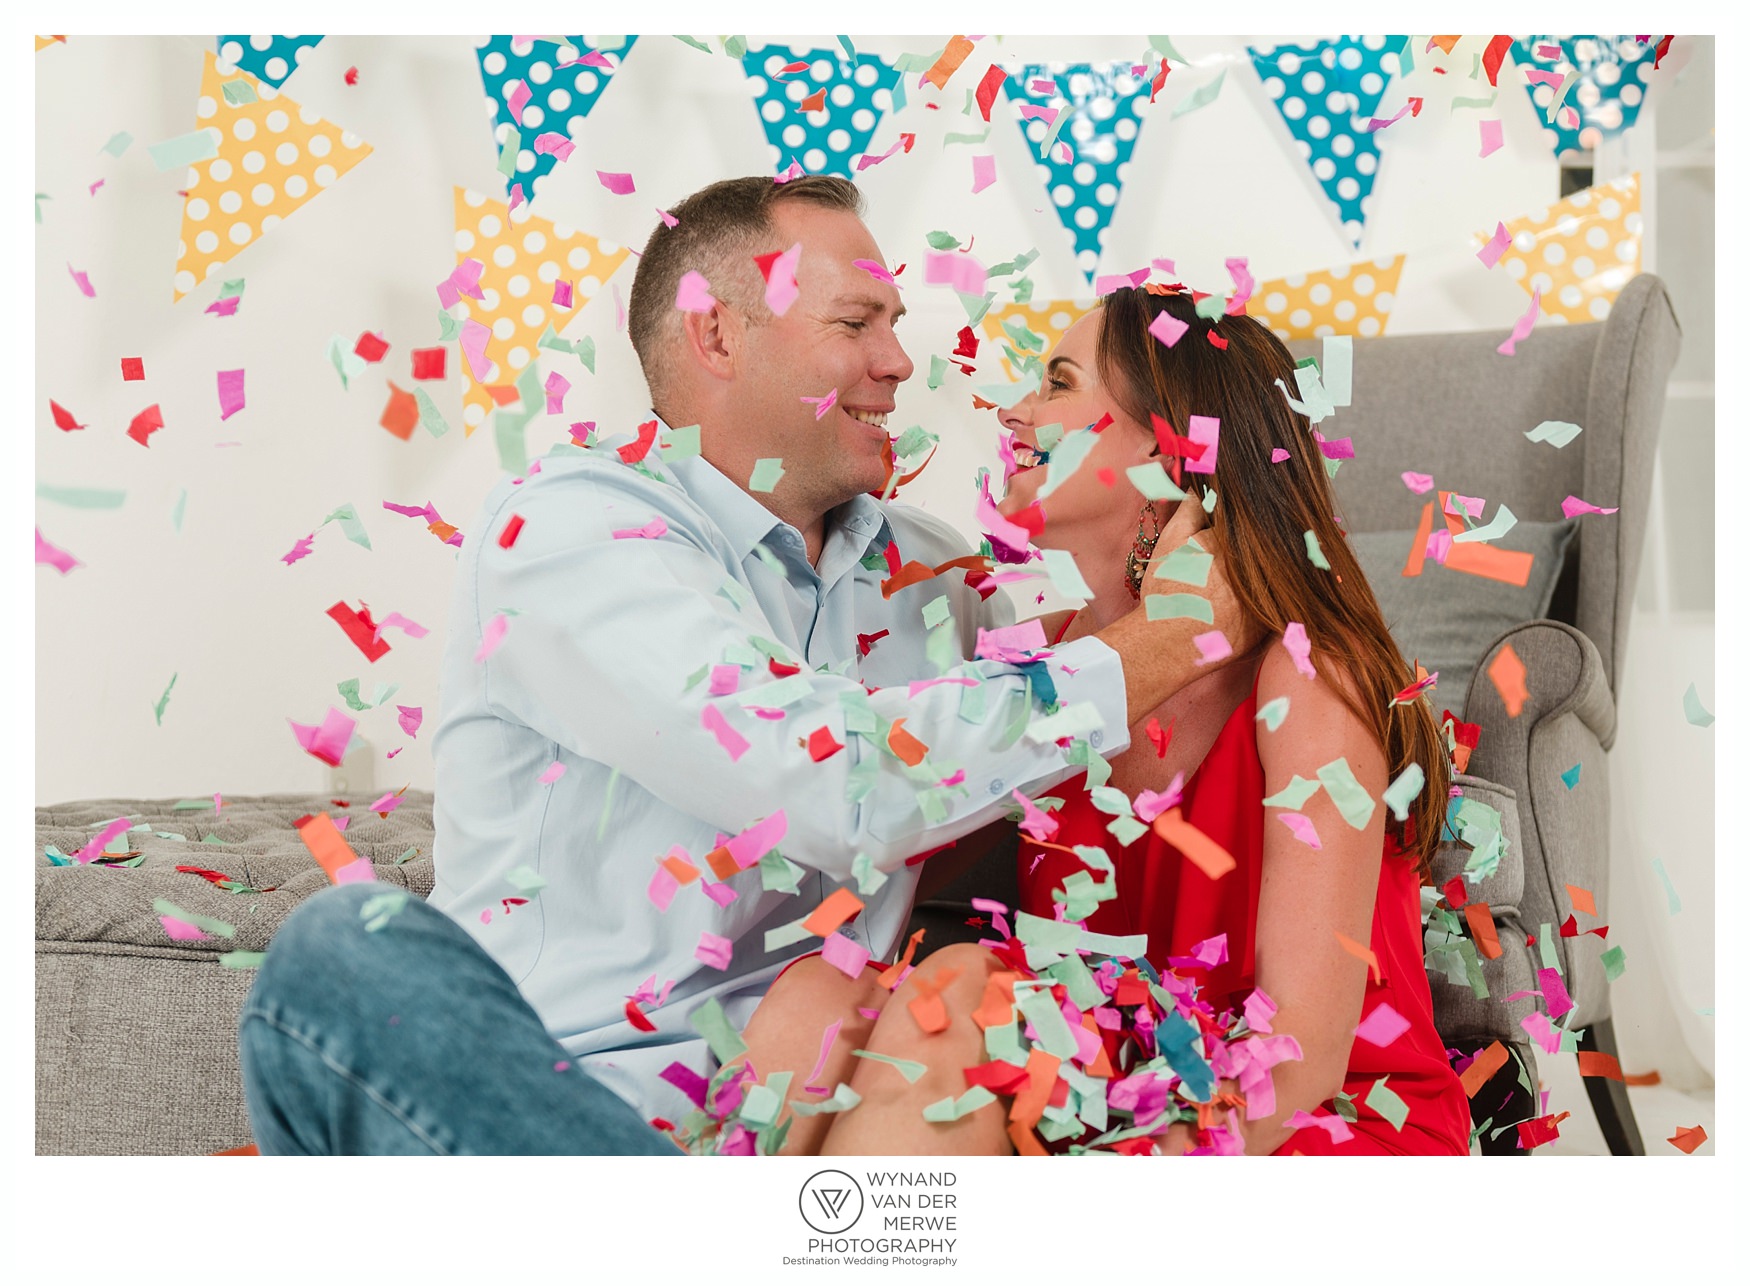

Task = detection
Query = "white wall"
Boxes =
[32,33,1690,809]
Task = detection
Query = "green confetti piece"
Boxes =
[1383,763,1426,822]
[760,849,806,895]
[1452,91,1499,111]
[360,889,411,932]
[922,1085,997,1123]
[201,833,228,845]
[36,193,51,223]
[495,409,530,476]
[152,898,236,938]
[850,850,888,897]
[171,488,187,532]
[1016,985,1081,1059]
[1652,857,1681,913]
[595,764,622,842]
[1331,1088,1359,1123]
[1525,420,1583,448]
[37,483,125,508]
[672,34,712,53]
[436,310,462,342]
[148,129,220,171]
[1143,592,1214,624]
[764,919,814,952]
[1038,426,1099,499]
[394,846,421,865]
[1088,785,1134,817]
[1261,774,1320,810]
[101,130,134,157]
[738,1081,783,1130]
[851,1049,927,1083]
[688,996,748,1063]
[925,230,962,251]
[221,77,258,105]
[984,1018,1026,1066]
[926,354,948,389]
[327,334,367,390]
[1041,548,1093,599]
[926,620,958,677]
[1538,925,1560,971]
[506,865,547,895]
[497,125,521,178]
[171,799,215,811]
[1560,763,1582,790]
[1365,1076,1410,1131]
[943,127,992,147]
[1152,535,1211,587]
[153,673,177,726]
[1147,35,1188,61]
[320,503,372,550]
[1304,530,1331,569]
[1201,488,1219,514]
[218,951,266,969]
[1256,696,1290,732]
[921,593,952,629]
[721,35,748,59]
[1683,683,1714,727]
[788,1082,862,1117]
[1595,946,1623,982]
[1022,701,1104,745]
[1316,757,1376,829]
[413,386,451,438]
[749,457,785,493]
[1125,462,1187,501]
[658,423,701,461]
[1452,503,1518,544]
[1171,67,1226,117]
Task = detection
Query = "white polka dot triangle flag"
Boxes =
[475,35,637,204]
[1248,36,1404,249]
[1006,63,1151,284]
[740,44,901,179]
[173,50,371,301]
[215,35,325,88]
[1509,35,1664,161]
[450,187,631,432]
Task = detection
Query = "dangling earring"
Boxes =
[1124,503,1162,599]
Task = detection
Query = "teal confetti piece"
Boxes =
[414,387,451,438]
[1652,857,1681,914]
[1601,945,1627,982]
[497,125,522,178]
[851,850,888,897]
[1170,67,1226,118]
[35,193,50,223]
[1683,683,1714,727]
[1041,548,1093,599]
[101,131,134,157]
[360,889,411,932]
[760,849,806,894]
[688,996,748,1063]
[1316,757,1376,829]
[37,483,125,509]
[1365,1076,1410,1131]
[1452,503,1518,544]
[218,951,266,969]
[788,1082,861,1116]
[1261,774,1320,810]
[328,335,367,390]
[659,423,702,460]
[221,77,258,106]
[1125,462,1187,501]
[1304,530,1331,569]
[1201,488,1219,514]
[148,130,220,171]
[851,1049,927,1083]
[739,1077,786,1130]
[171,488,187,532]
[393,847,421,865]
[749,458,785,493]
[922,594,952,629]
[1256,696,1290,732]
[1525,420,1583,448]
[1383,763,1426,822]
[1153,536,1212,587]
[1560,763,1582,790]
[1143,592,1214,624]
[922,1085,997,1123]
[153,673,177,726]
[764,919,814,951]
[837,35,857,60]
[1016,985,1081,1059]
[506,865,547,895]
[1038,426,1100,499]
[152,899,236,938]
[320,503,372,550]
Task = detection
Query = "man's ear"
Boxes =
[680,302,741,383]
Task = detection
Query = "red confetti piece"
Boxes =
[355,331,390,362]
[120,357,145,381]
[50,399,86,432]
[806,726,843,761]
[326,601,392,663]
[625,999,657,1032]
[617,419,659,464]
[498,514,525,549]
[344,66,359,85]
[127,403,164,447]
[974,63,1007,121]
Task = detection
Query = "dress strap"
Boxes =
[1051,610,1078,646]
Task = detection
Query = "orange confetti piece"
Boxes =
[1565,883,1597,916]
[1439,496,1534,587]
[660,853,701,884]
[1426,35,1461,53]
[971,972,1020,1028]
[1623,1069,1662,1087]
[1487,643,1530,717]
[379,381,418,440]
[1577,1051,1624,1081]
[1151,807,1236,880]
[1081,1014,1115,1079]
[1334,930,1382,984]
[922,35,975,89]
[296,812,361,883]
[1668,1124,1708,1154]
[1463,902,1504,959]
[886,718,930,767]
[1008,1119,1048,1156]
[798,87,826,112]
[906,967,959,1034]
[880,560,938,597]
[427,521,458,543]
[1403,500,1433,578]
[801,886,865,937]
[704,845,738,881]
[877,928,927,990]
[1459,1040,1509,1097]
[1009,1048,1061,1128]
[212,1142,260,1156]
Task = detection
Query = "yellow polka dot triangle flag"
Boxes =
[449,186,631,432]
[1484,173,1641,324]
[981,301,1095,382]
[173,50,371,301]
[1248,256,1406,340]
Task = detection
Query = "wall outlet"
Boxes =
[325,736,375,799]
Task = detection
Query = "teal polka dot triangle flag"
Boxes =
[740,45,900,180]
[216,36,325,87]
[475,35,638,201]
[1511,35,1662,161]
[1007,63,1151,284]
[1249,36,1404,248]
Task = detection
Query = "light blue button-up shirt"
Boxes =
[429,440,1129,1121]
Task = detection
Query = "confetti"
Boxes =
[1682,683,1714,727]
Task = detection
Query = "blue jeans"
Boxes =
[238,883,683,1155]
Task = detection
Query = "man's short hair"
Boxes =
[627,174,864,405]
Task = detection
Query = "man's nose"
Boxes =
[871,324,914,384]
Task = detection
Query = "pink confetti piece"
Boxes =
[396,705,423,738]
[1354,1001,1412,1046]
[216,369,246,420]
[647,864,679,911]
[1401,471,1435,494]
[160,915,211,941]
[1095,266,1149,296]
[215,793,224,813]
[852,258,894,286]
[505,78,531,124]
[1477,221,1511,269]
[1521,1009,1563,1055]
[76,817,133,864]
[1012,789,1059,843]
[1285,1110,1354,1144]
[1479,118,1504,157]
[974,618,1049,663]
[459,319,493,382]
[1523,68,1566,88]
[806,1018,843,1087]
[924,248,987,296]
[334,857,376,885]
[657,207,679,228]
[386,747,403,759]
[35,528,81,575]
[613,283,627,332]
[574,49,617,69]
[596,170,635,195]
[366,791,403,814]
[855,137,907,171]
[1561,495,1620,519]
[801,387,838,420]
[1445,492,1485,518]
[437,257,485,309]
[537,760,566,785]
[532,131,576,161]
[701,703,750,762]
[1244,988,1277,1034]
[708,664,741,696]
[1497,288,1543,356]
[726,811,787,869]
[1169,932,1229,970]
[1278,812,1322,848]
[1192,629,1232,666]
[938,768,967,788]
[775,159,805,184]
[552,279,574,308]
[1027,77,1058,94]
[1224,256,1255,314]
[674,270,715,312]
[1425,527,1452,564]
[89,178,105,196]
[68,263,95,297]
[206,295,241,317]
[290,707,357,767]
[611,517,669,540]
[1185,414,1220,475]
[906,677,980,699]
[372,612,430,644]
[975,481,1036,556]
[1017,103,1059,125]
[1270,448,1291,463]
[1151,257,1177,275]
[695,932,734,970]
[1282,622,1317,680]
[1133,774,1184,823]
[1148,309,1189,347]
[701,880,739,908]
[971,153,997,193]
[474,612,509,663]
[544,370,570,415]
[1537,966,1574,1019]
[764,241,802,315]
[1315,435,1354,460]
[821,932,873,978]
[506,183,526,216]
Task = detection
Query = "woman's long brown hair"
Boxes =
[1097,286,1451,871]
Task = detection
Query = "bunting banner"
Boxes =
[476,35,637,204]
[216,36,326,87]
[980,300,1095,381]
[1486,173,1640,323]
[1249,36,1404,248]
[1511,36,1662,159]
[36,36,66,52]
[1007,63,1151,283]
[1248,255,1405,340]
[740,44,901,179]
[173,50,372,301]
[450,186,630,431]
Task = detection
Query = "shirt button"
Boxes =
[989,780,1005,796]
[1091,730,1104,749]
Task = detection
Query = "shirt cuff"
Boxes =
[1047,635,1131,758]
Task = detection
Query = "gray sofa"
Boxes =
[35,276,1678,1156]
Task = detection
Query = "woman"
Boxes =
[710,285,1467,1157]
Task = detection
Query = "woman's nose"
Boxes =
[998,393,1034,434]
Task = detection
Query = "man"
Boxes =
[239,174,1247,1154]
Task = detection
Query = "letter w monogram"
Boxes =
[813,1189,851,1220]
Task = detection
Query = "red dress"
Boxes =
[1016,668,1471,1155]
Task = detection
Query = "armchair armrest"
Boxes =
[1464,620,1618,1029]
